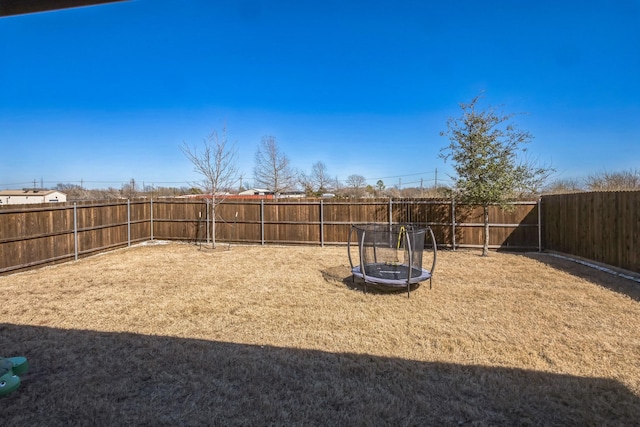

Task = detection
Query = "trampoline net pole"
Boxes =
[406,228,412,298]
[359,228,368,294]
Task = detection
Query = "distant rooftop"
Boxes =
[0,189,62,196]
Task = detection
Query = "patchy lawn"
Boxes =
[2,242,639,425]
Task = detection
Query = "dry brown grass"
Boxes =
[2,242,639,426]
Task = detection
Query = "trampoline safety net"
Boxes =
[348,223,437,297]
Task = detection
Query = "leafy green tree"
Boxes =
[440,95,553,256]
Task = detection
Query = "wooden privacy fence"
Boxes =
[0,198,540,274]
[212,199,540,250]
[0,200,151,274]
[542,191,640,274]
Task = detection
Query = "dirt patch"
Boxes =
[2,243,639,425]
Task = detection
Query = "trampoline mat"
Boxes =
[352,263,432,287]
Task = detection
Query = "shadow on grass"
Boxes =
[2,323,639,426]
[525,252,640,303]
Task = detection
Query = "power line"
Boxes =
[363,171,438,182]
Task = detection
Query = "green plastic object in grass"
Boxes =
[0,356,29,396]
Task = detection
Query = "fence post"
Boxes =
[73,202,78,260]
[451,198,456,251]
[537,198,542,252]
[127,199,131,247]
[320,199,324,247]
[388,198,393,226]
[150,198,154,241]
[260,199,265,245]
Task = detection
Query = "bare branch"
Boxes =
[181,124,239,248]
[253,136,296,195]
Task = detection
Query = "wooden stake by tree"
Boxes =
[440,95,553,256]
[181,125,238,249]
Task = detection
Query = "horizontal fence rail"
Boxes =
[1,197,543,274]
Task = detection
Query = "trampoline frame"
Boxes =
[348,223,437,297]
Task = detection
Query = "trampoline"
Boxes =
[348,224,437,297]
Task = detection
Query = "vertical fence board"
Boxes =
[542,191,639,273]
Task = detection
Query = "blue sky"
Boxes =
[1,0,639,190]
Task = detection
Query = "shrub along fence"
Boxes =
[1,198,540,274]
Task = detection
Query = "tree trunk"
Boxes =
[211,197,216,249]
[482,204,489,256]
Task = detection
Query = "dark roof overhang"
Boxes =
[0,0,128,17]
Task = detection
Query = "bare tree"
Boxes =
[346,174,366,198]
[299,162,333,196]
[544,177,584,194]
[55,183,90,200]
[297,170,312,196]
[121,178,138,199]
[311,161,332,194]
[346,174,366,188]
[181,125,238,248]
[585,169,640,191]
[253,136,296,195]
[333,176,343,195]
[94,187,122,200]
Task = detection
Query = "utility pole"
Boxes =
[435,168,438,189]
